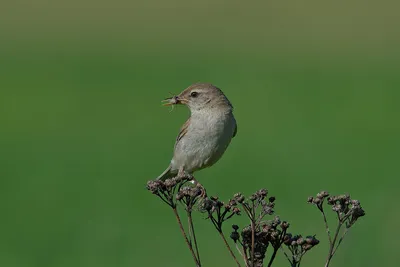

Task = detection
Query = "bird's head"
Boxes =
[162,83,233,112]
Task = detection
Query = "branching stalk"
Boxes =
[218,231,241,267]
[187,211,201,265]
[172,208,200,266]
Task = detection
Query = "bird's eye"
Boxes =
[190,91,199,97]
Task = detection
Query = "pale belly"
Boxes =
[171,114,236,173]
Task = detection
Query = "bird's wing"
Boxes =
[233,123,237,138]
[175,117,191,145]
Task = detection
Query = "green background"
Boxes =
[1,1,398,266]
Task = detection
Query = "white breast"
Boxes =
[171,109,236,173]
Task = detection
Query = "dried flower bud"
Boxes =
[262,224,272,232]
[292,235,301,242]
[234,193,245,203]
[332,204,341,212]
[216,200,224,208]
[313,197,322,205]
[202,199,213,212]
[232,207,241,215]
[230,231,240,242]
[262,205,274,215]
[258,189,268,198]
[281,221,290,230]
[327,196,336,205]
[181,186,191,196]
[232,224,239,231]
[283,234,292,245]
[353,207,365,217]
[271,230,280,239]
[269,196,276,203]
[305,236,314,244]
[193,187,202,197]
[337,194,350,202]
[164,178,176,188]
[228,199,237,207]
[320,191,329,197]
[305,236,319,246]
[317,191,329,199]
[171,177,180,183]
[146,180,164,194]
[303,244,313,251]
[296,237,305,245]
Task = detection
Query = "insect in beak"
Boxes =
[162,95,180,106]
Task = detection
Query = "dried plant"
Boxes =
[225,190,318,267]
[308,191,366,267]
[147,178,366,267]
[200,196,242,266]
[281,234,320,267]
[146,176,202,266]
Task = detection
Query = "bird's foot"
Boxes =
[177,167,195,181]
[176,167,205,197]
[177,167,187,178]
[192,179,207,199]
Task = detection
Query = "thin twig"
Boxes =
[156,195,173,207]
[297,250,306,267]
[267,246,280,267]
[188,212,201,265]
[218,231,241,267]
[280,246,292,265]
[250,220,255,267]
[292,255,297,267]
[242,244,250,267]
[172,208,200,266]
[235,243,244,257]
[332,227,350,255]
[325,222,343,267]
[321,208,332,246]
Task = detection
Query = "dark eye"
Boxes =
[190,91,199,97]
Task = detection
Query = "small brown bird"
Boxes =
[157,83,237,181]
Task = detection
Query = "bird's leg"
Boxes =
[177,166,188,178]
[177,167,206,198]
[177,167,195,180]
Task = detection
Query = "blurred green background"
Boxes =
[1,1,398,266]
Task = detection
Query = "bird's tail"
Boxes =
[156,165,175,181]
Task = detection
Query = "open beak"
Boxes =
[162,95,188,106]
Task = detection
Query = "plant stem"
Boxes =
[291,255,297,267]
[280,247,292,265]
[236,243,249,267]
[325,222,344,267]
[321,208,332,246]
[332,227,350,255]
[250,220,255,267]
[243,245,250,267]
[188,211,201,265]
[172,208,200,266]
[218,231,241,267]
[267,248,279,267]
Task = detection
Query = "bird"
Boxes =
[157,83,237,183]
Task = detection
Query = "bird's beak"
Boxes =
[162,95,188,106]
